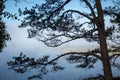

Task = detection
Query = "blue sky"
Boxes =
[3,0,114,55]
[4,0,115,54]
[1,1,119,80]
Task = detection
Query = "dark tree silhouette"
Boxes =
[104,0,120,55]
[7,0,120,79]
[7,52,65,80]
[0,0,11,52]
[104,0,120,26]
[0,0,25,53]
[7,51,120,80]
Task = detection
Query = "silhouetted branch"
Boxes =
[47,0,71,20]
[7,52,65,79]
[110,53,120,64]
[62,9,92,20]
[46,52,101,65]
[109,53,120,70]
[7,50,120,80]
[83,74,104,80]
[110,53,120,59]
[36,28,98,47]
[84,0,96,18]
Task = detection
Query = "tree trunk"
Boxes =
[98,25,113,80]
[95,0,113,79]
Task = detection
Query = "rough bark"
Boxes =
[96,0,113,79]
[98,26,113,80]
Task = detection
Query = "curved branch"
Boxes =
[110,53,120,67]
[84,0,96,18]
[62,9,92,21]
[47,0,71,20]
[36,28,98,47]
[45,52,101,65]
[109,53,120,59]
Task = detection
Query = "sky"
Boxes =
[3,0,100,55]
[1,0,120,80]
[2,0,117,58]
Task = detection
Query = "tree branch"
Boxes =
[84,0,96,18]
[109,53,120,59]
[47,0,71,20]
[45,52,101,65]
[62,9,92,21]
[36,28,98,47]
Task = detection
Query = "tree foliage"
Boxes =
[18,0,99,47]
[18,0,120,47]
[104,0,120,49]
[0,0,11,52]
[7,51,120,80]
[104,0,120,26]
[0,0,23,52]
[15,0,120,79]
[7,52,64,80]
[5,0,120,80]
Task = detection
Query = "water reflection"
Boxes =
[7,52,120,80]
